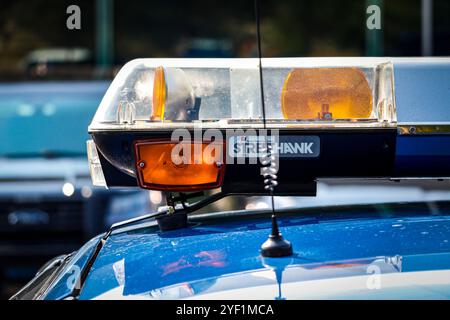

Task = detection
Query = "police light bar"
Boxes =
[87,57,450,193]
[89,58,396,130]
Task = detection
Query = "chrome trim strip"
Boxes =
[398,124,450,135]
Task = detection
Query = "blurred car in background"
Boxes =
[0,81,154,297]
[21,48,94,79]
[179,38,233,58]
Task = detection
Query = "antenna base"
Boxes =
[260,234,293,258]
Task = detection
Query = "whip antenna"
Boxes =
[254,0,293,257]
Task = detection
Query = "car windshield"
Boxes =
[0,81,108,158]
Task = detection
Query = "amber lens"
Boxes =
[135,141,224,191]
[281,68,373,120]
[151,66,166,121]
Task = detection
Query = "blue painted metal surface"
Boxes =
[65,206,450,300]
[395,135,450,177]
[393,59,450,177]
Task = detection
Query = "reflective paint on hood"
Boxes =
[78,209,450,300]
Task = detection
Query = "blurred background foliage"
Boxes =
[0,0,449,80]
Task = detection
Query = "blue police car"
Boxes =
[11,57,450,300]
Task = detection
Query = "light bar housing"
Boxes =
[87,58,450,190]
[89,58,396,132]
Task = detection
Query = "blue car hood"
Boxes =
[79,210,450,299]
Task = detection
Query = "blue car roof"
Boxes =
[54,202,450,300]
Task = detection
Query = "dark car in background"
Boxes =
[0,81,153,297]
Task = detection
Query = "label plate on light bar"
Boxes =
[228,135,320,158]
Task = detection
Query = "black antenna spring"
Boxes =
[259,137,293,258]
[260,142,278,193]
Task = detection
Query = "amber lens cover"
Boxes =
[135,140,225,191]
[151,66,166,121]
[281,68,373,121]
